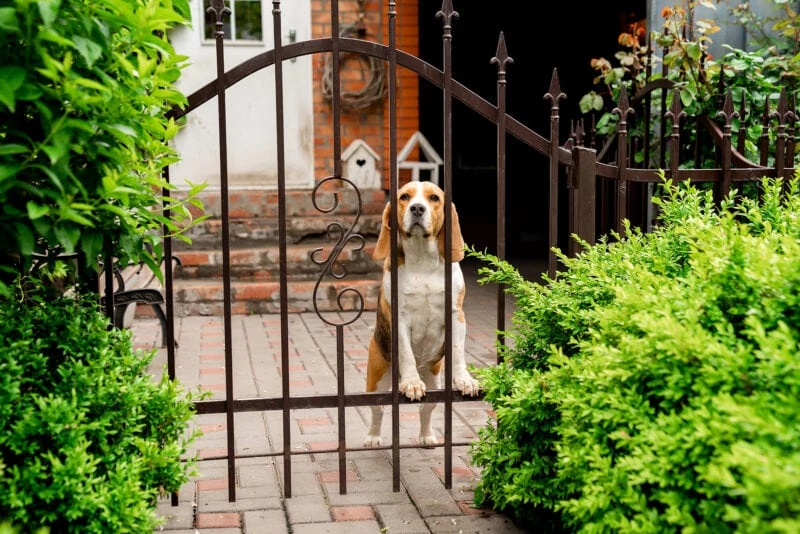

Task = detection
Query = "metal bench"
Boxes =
[99,256,181,348]
[30,251,180,347]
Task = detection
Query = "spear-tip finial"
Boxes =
[544,68,565,104]
[490,32,513,75]
[665,89,685,125]
[716,88,738,124]
[436,0,459,27]
[613,85,633,121]
[207,0,231,24]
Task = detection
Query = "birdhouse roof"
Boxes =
[398,131,443,165]
[342,139,380,161]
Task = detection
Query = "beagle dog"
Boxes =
[364,181,480,447]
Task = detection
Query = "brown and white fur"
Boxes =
[364,181,480,447]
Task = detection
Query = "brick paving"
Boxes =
[134,258,543,533]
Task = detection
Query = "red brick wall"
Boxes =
[311,0,419,190]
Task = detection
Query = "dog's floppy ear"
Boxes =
[438,202,465,262]
[373,201,392,260]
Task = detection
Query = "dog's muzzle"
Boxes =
[406,202,430,237]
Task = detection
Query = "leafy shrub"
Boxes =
[0,281,199,532]
[469,177,800,532]
[0,0,205,287]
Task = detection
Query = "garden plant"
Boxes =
[579,0,799,168]
[468,175,800,532]
[0,0,205,530]
[0,282,200,532]
[0,0,205,291]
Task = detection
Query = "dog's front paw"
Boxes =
[363,434,383,447]
[399,377,426,401]
[454,372,480,396]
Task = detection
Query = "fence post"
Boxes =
[571,146,596,255]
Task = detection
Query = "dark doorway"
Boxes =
[418,0,646,263]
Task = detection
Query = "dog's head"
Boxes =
[374,181,464,262]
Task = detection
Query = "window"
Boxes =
[204,0,263,42]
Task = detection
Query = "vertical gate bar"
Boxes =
[491,33,511,355]
[613,86,633,236]
[207,0,236,502]
[336,325,347,494]
[328,0,348,495]
[387,0,401,493]
[437,0,457,490]
[162,165,179,507]
[331,0,343,172]
[272,0,293,499]
[163,166,176,380]
[544,69,565,279]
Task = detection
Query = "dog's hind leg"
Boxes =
[364,337,391,447]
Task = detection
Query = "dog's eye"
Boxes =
[429,194,440,202]
[400,193,410,201]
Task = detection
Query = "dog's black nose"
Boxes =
[410,203,426,217]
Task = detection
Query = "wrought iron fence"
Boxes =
[95,0,798,503]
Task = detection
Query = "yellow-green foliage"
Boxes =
[469,177,800,532]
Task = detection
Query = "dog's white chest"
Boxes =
[382,261,463,361]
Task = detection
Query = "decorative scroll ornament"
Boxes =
[310,176,367,326]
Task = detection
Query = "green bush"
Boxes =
[0,0,205,287]
[0,281,199,532]
[469,176,800,532]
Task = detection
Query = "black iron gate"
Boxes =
[131,0,797,504]
[153,0,561,502]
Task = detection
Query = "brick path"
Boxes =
[134,258,543,533]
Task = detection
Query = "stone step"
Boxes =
[170,275,382,316]
[174,242,381,280]
[173,214,383,250]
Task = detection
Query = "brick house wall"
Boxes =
[311,0,419,188]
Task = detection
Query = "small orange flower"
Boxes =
[618,32,635,47]
[661,6,674,18]
[590,57,612,72]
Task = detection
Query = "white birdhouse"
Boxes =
[342,139,381,190]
